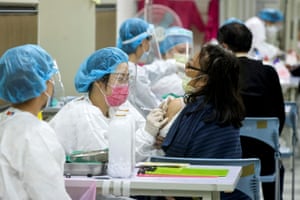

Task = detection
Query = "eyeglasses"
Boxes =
[185,63,205,73]
[110,73,129,84]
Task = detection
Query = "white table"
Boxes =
[65,165,242,200]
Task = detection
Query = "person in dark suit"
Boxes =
[217,21,286,200]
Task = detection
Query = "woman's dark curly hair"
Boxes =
[185,44,245,128]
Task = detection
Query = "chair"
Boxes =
[282,101,298,200]
[150,156,261,200]
[240,117,281,200]
[281,102,298,158]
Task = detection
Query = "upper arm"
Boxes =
[165,98,184,123]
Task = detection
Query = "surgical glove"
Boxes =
[145,108,168,136]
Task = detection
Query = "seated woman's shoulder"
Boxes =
[165,97,185,120]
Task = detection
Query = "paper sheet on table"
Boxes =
[137,166,228,178]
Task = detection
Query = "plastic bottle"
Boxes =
[107,111,135,178]
[118,108,136,167]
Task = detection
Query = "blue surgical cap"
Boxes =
[75,47,128,93]
[258,8,284,23]
[159,27,193,55]
[221,17,244,27]
[0,44,56,104]
[117,18,152,54]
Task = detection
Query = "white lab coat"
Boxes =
[151,73,184,100]
[245,16,281,60]
[49,96,155,162]
[128,59,177,116]
[145,59,184,100]
[0,108,70,200]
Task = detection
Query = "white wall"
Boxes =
[39,0,96,96]
[101,0,116,3]
[0,0,38,4]
[219,0,256,23]
[116,0,136,38]
[284,0,300,52]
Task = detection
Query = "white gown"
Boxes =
[151,73,184,100]
[128,59,178,117]
[146,59,184,100]
[245,16,281,60]
[49,97,156,162]
[0,107,70,200]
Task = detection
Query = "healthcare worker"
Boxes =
[159,26,193,63]
[0,44,71,200]
[258,8,284,46]
[117,18,178,117]
[148,26,193,100]
[49,47,167,162]
[245,8,284,61]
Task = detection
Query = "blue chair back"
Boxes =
[240,117,280,200]
[284,101,298,200]
[150,156,261,200]
[282,102,297,158]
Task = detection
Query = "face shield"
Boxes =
[138,24,162,65]
[172,42,193,64]
[98,73,129,107]
[108,71,130,87]
[160,27,194,64]
[49,60,66,107]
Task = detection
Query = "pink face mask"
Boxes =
[105,84,129,107]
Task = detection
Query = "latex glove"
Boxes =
[145,108,168,136]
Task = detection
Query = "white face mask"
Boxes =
[139,45,152,63]
[182,74,207,94]
[266,25,280,34]
[174,53,189,64]
[265,25,280,44]
[182,75,196,93]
